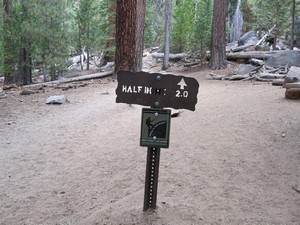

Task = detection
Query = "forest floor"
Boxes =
[0,60,300,225]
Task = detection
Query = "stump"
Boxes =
[285,88,300,99]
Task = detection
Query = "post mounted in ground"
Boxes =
[115,71,199,211]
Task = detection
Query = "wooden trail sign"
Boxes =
[115,71,199,211]
[116,71,199,111]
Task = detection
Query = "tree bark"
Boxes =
[134,0,146,71]
[114,0,146,74]
[209,0,227,70]
[20,44,32,85]
[19,2,32,85]
[285,88,300,99]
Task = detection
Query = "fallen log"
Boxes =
[210,73,224,80]
[229,74,251,80]
[152,52,188,60]
[226,51,278,60]
[272,79,285,86]
[254,76,273,82]
[285,88,300,99]
[184,61,200,67]
[24,71,113,89]
[3,84,18,90]
[229,44,254,52]
[250,58,265,66]
[255,73,286,79]
[255,25,276,47]
[284,82,300,89]
[241,77,255,81]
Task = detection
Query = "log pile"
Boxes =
[224,29,300,100]
[210,63,300,100]
[211,63,287,82]
[212,27,300,100]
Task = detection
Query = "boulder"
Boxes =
[236,64,257,75]
[284,66,300,84]
[45,95,68,104]
[238,31,259,46]
[266,50,300,67]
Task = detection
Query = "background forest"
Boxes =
[1,0,300,85]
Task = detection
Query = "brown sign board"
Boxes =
[115,71,199,111]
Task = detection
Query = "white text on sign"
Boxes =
[122,85,167,96]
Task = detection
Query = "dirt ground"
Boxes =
[0,62,299,225]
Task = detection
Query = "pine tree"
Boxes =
[209,0,227,69]
[191,0,213,63]
[98,0,116,62]
[76,0,110,70]
[30,0,75,81]
[145,0,165,47]
[253,0,292,48]
[171,0,195,52]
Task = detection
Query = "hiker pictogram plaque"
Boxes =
[140,108,171,148]
[116,71,199,111]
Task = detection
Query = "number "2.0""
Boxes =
[176,90,188,98]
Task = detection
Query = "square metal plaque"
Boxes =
[140,108,171,148]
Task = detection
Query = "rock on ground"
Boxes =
[266,50,300,67]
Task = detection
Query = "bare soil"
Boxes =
[0,63,299,225]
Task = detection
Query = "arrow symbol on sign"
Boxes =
[177,78,187,90]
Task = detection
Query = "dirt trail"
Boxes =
[0,68,299,225]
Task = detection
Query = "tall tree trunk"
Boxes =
[114,0,146,74]
[19,0,32,85]
[162,0,171,70]
[272,31,278,50]
[20,43,32,85]
[134,0,146,71]
[50,17,56,81]
[209,0,227,70]
[291,0,295,50]
[86,47,90,70]
[86,22,90,70]
[3,0,14,85]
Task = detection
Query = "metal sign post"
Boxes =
[115,71,199,211]
[144,147,160,211]
[140,108,171,210]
